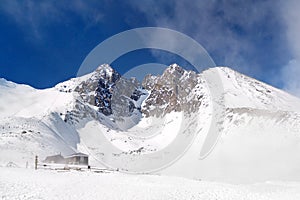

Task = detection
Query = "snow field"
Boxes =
[1,167,300,200]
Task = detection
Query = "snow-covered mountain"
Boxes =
[1,64,300,183]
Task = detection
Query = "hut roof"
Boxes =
[45,154,64,160]
[65,152,88,158]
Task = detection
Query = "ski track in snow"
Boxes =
[1,167,300,200]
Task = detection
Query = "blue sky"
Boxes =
[0,0,300,96]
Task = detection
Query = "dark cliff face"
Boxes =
[110,77,147,118]
[94,66,121,116]
[74,64,120,116]
[74,64,146,118]
[141,64,206,117]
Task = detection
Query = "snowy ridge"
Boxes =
[218,67,300,111]
[0,78,17,88]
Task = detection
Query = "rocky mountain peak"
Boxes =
[73,65,117,114]
[141,65,205,117]
[94,64,119,82]
[74,64,146,120]
[70,64,207,124]
[163,63,185,76]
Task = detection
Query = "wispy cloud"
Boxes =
[128,0,282,78]
[280,60,300,96]
[0,0,104,39]
[2,0,300,96]
[279,0,300,96]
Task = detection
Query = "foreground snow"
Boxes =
[1,167,300,200]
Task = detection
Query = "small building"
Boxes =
[44,154,65,164]
[65,153,89,165]
[43,152,89,166]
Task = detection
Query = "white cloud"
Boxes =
[280,0,300,59]
[279,0,300,97]
[129,1,278,75]
[281,60,300,96]
[129,0,300,97]
[0,0,104,39]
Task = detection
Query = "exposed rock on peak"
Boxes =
[72,63,208,119]
[74,64,120,112]
[73,64,147,125]
[141,65,206,117]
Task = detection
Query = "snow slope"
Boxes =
[0,78,78,166]
[218,67,300,111]
[161,67,300,183]
[1,167,300,200]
